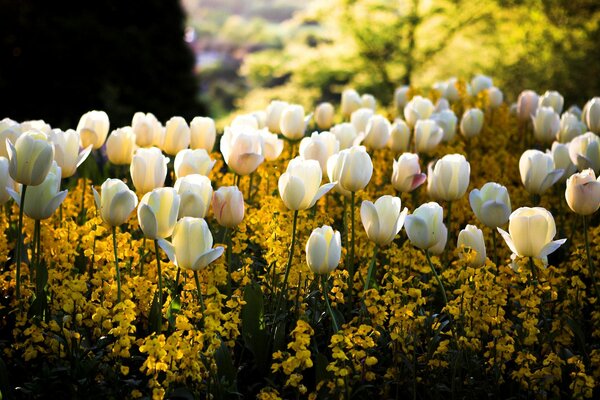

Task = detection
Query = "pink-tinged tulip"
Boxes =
[517,90,539,122]
[278,157,335,211]
[391,153,426,193]
[212,186,245,228]
[77,110,109,150]
[190,116,216,151]
[565,169,600,215]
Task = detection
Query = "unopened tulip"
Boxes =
[0,118,20,158]
[106,127,136,165]
[280,104,306,141]
[331,123,361,150]
[77,110,109,150]
[252,111,267,129]
[532,107,560,144]
[159,217,224,271]
[487,87,504,109]
[231,114,259,130]
[583,97,600,134]
[265,100,288,134]
[174,148,215,179]
[414,119,443,153]
[0,157,15,204]
[315,102,335,130]
[7,130,54,186]
[327,145,372,193]
[220,126,264,176]
[152,124,165,149]
[341,89,362,118]
[189,116,216,152]
[431,110,458,142]
[569,132,600,173]
[299,131,339,171]
[388,119,411,152]
[212,186,245,228]
[130,147,169,194]
[305,225,342,274]
[565,169,600,215]
[279,157,335,211]
[132,112,161,148]
[547,141,577,182]
[517,90,539,122]
[392,153,426,193]
[162,116,190,156]
[174,174,212,219]
[138,187,180,239]
[460,108,484,138]
[498,207,566,260]
[21,120,51,135]
[442,78,460,102]
[394,86,410,113]
[435,98,450,113]
[519,149,563,195]
[427,154,470,201]
[11,163,67,220]
[361,94,376,110]
[363,115,391,149]
[404,96,434,127]
[405,202,447,251]
[469,182,511,228]
[361,195,408,246]
[470,74,493,96]
[539,90,564,114]
[259,129,284,161]
[351,108,374,135]
[92,178,138,227]
[49,128,92,178]
[457,225,486,267]
[558,112,585,143]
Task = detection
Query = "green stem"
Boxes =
[112,226,121,303]
[139,237,146,276]
[225,228,233,295]
[322,275,340,333]
[491,227,498,267]
[348,191,356,305]
[532,194,541,207]
[583,216,600,300]
[15,184,27,303]
[32,219,40,284]
[275,210,299,315]
[247,173,254,200]
[425,250,448,306]
[234,173,241,188]
[343,196,349,261]
[363,244,379,295]
[154,239,163,311]
[446,200,453,247]
[174,267,181,292]
[79,177,87,224]
[529,257,538,286]
[194,271,206,325]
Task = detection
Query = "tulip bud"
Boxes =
[49,128,92,178]
[106,127,136,165]
[361,94,376,110]
[341,89,362,118]
[517,90,539,122]
[189,116,216,152]
[470,74,493,96]
[132,112,161,148]
[404,96,434,128]
[11,162,68,220]
[519,149,563,195]
[315,102,335,130]
[327,145,372,193]
[427,154,470,201]
[299,131,340,172]
[392,153,426,193]
[130,147,169,195]
[547,141,577,182]
[414,119,443,153]
[394,86,411,114]
[92,178,138,227]
[259,129,284,161]
[265,100,288,134]
[460,108,484,138]
[361,195,408,246]
[305,225,342,274]
[174,174,212,219]
[0,157,16,205]
[539,90,564,114]
[443,78,460,102]
[21,120,52,135]
[220,126,264,176]
[158,217,224,271]
[435,98,450,113]
[405,202,447,251]
[0,118,21,158]
[565,169,600,215]
[532,107,560,144]
[7,130,54,186]
[350,108,374,135]
[469,182,511,228]
[252,111,267,129]
[280,104,306,141]
[486,87,503,109]
[331,123,361,150]
[174,148,216,179]
[77,110,109,150]
[363,115,391,149]
[457,225,486,267]
[279,157,335,211]
[498,207,566,260]
[212,186,245,228]
[388,119,411,153]
[558,112,585,143]
[431,110,458,142]
[584,97,600,134]
[162,116,190,156]
[138,187,180,239]
[569,132,600,173]
[231,114,259,130]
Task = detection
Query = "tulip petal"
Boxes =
[539,169,563,193]
[411,173,427,191]
[44,190,68,219]
[279,173,305,211]
[360,200,380,243]
[92,186,101,211]
[405,215,432,250]
[497,227,518,255]
[138,203,158,237]
[157,239,176,264]
[307,232,328,274]
[191,246,225,271]
[7,187,20,206]
[309,182,336,208]
[77,145,93,169]
[538,238,566,259]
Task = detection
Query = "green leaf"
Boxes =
[241,283,269,369]
[166,293,181,328]
[214,341,237,391]
[148,290,162,334]
[315,353,330,384]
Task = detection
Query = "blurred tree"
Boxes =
[0,0,205,129]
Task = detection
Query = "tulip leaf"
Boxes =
[148,290,162,334]
[315,353,331,384]
[214,341,237,391]
[241,283,269,369]
[166,293,181,328]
